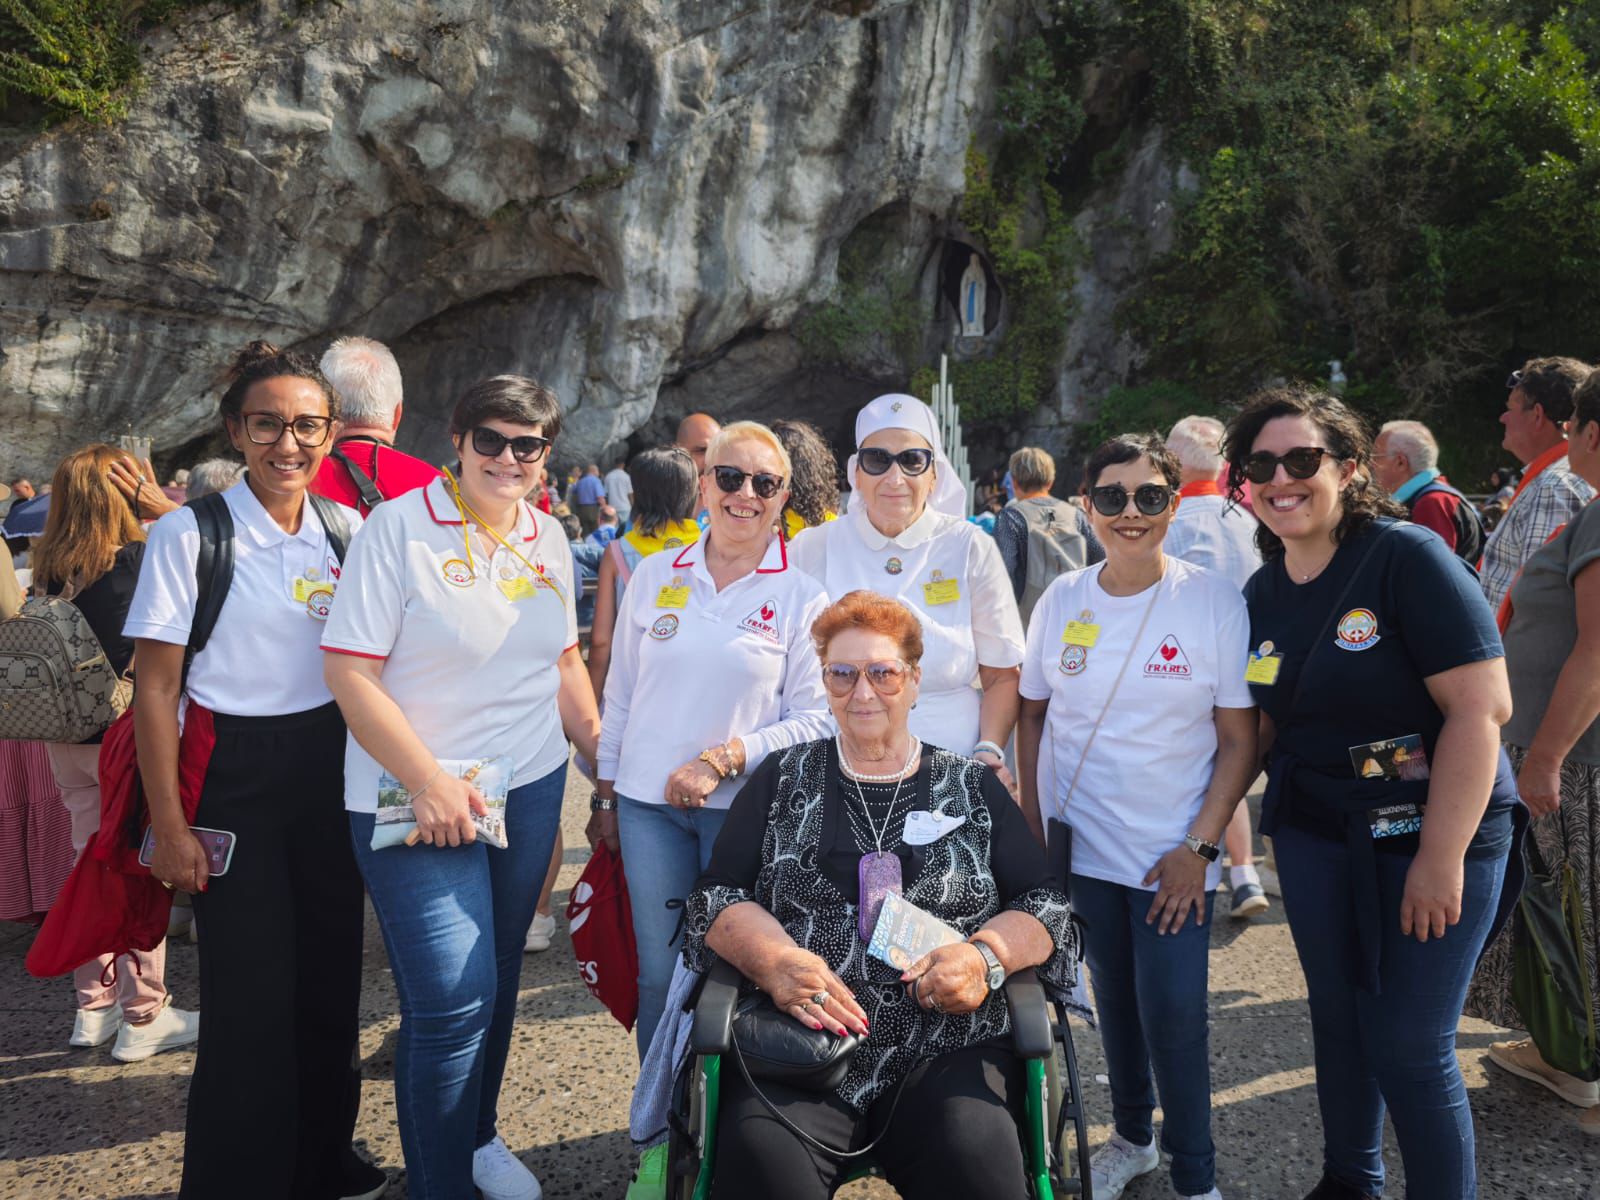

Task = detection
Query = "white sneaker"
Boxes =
[1090,1132,1159,1199]
[1180,1189,1224,1200]
[70,1005,122,1047]
[523,911,557,954]
[472,1136,542,1200]
[110,1001,200,1062]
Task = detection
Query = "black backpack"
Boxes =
[1410,479,1484,564]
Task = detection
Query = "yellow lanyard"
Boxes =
[441,467,568,606]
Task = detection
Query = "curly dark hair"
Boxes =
[220,340,339,424]
[772,418,841,531]
[1222,385,1404,559]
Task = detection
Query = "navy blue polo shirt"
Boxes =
[1243,519,1518,845]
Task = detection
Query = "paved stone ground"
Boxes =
[1,769,1595,1199]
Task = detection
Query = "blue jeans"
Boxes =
[349,764,566,1200]
[618,795,729,1058]
[1070,873,1217,1197]
[1275,823,1509,1200]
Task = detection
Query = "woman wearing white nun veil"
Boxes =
[789,394,1026,795]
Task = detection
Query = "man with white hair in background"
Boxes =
[312,335,440,514]
[1165,415,1270,919]
[1371,418,1484,561]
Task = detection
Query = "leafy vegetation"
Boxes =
[1066,0,1600,481]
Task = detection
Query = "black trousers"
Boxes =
[710,1043,1031,1200]
[180,703,365,1200]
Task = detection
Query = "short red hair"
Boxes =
[810,590,923,664]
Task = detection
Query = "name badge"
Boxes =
[656,583,690,609]
[293,577,334,604]
[497,576,538,603]
[922,577,960,606]
[1245,653,1282,685]
[1368,803,1424,838]
[901,811,966,845]
[1061,620,1100,648]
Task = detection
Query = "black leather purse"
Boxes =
[731,993,860,1090]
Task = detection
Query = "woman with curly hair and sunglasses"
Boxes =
[1015,433,1259,1200]
[789,395,1026,796]
[595,420,833,1058]
[1226,386,1522,1200]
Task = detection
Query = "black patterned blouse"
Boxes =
[681,738,1079,1112]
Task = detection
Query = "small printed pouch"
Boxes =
[372,756,513,850]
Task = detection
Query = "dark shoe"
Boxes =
[1304,1174,1379,1200]
[339,1150,388,1200]
[1229,880,1269,920]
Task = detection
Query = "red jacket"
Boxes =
[312,437,442,516]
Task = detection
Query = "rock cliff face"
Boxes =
[0,0,1019,476]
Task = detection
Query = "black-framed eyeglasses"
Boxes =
[240,412,334,447]
[711,465,785,499]
[1242,446,1333,485]
[1089,483,1173,517]
[858,447,935,477]
[470,426,551,463]
[1507,369,1524,391]
[821,660,913,697]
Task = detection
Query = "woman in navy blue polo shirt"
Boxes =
[1225,387,1522,1200]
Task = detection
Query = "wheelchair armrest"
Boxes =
[690,957,744,1055]
[1003,967,1054,1059]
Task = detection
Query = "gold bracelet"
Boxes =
[698,748,729,780]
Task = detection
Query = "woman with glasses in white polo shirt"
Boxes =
[322,376,601,1200]
[125,341,381,1200]
[595,420,833,1057]
[789,395,1027,807]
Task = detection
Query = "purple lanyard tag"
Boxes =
[858,850,904,942]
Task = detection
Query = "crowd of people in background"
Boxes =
[2,344,1598,1200]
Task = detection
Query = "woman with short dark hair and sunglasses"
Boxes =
[596,420,833,1057]
[1015,434,1257,1200]
[789,395,1025,793]
[322,376,602,1200]
[126,342,382,1199]
[1224,387,1519,1200]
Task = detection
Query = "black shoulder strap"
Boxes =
[185,493,235,681]
[330,443,385,511]
[307,492,353,564]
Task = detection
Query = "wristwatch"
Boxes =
[970,939,1005,994]
[1183,833,1221,862]
[589,791,617,813]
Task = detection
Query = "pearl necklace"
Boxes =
[837,735,919,783]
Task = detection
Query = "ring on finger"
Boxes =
[811,991,828,1008]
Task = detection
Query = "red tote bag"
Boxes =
[26,703,216,979]
[566,842,639,1031]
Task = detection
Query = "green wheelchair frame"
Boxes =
[664,957,1093,1199]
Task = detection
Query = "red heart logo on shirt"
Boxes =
[761,604,774,621]
[1160,642,1177,661]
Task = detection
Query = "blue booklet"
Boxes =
[866,891,962,970]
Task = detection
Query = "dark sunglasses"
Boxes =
[858,447,935,476]
[712,465,785,499]
[1089,483,1173,517]
[240,412,334,447]
[1242,446,1332,485]
[821,660,912,697]
[470,426,551,463]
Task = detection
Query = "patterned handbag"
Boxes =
[0,588,131,744]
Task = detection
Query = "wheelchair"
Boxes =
[660,955,1093,1199]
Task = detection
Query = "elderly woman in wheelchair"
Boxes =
[673,590,1083,1200]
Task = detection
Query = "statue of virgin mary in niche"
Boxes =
[959,253,987,337]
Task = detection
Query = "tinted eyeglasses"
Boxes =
[1089,483,1173,517]
[470,426,551,463]
[821,660,913,697]
[858,447,935,476]
[1507,369,1523,391]
[712,465,785,499]
[241,412,334,447]
[1242,446,1332,485]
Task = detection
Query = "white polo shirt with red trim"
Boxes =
[596,534,833,810]
[322,477,578,814]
